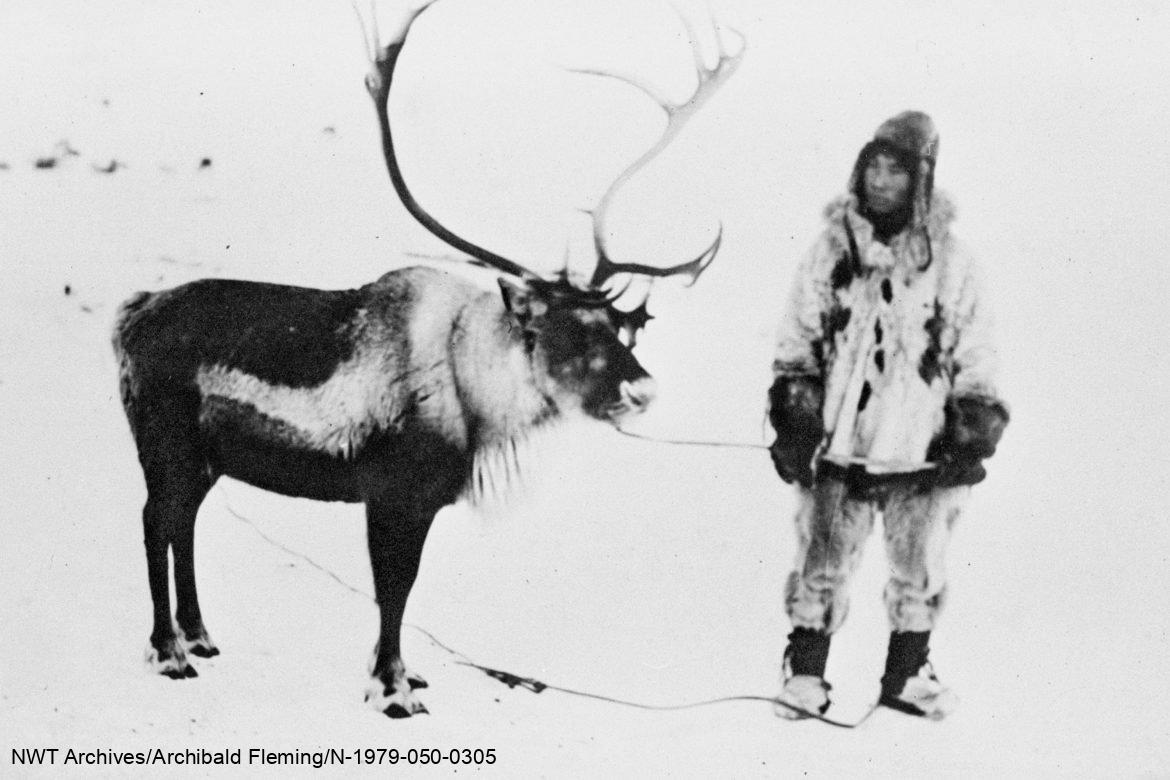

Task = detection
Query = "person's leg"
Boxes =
[878,485,968,719]
[778,478,876,717]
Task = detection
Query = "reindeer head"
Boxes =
[497,278,655,421]
[360,0,744,422]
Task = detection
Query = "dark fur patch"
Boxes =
[122,279,366,389]
[918,300,945,384]
[823,305,852,339]
[808,338,825,367]
[201,396,469,504]
[858,381,872,411]
[201,397,366,502]
[875,320,883,344]
[830,254,855,290]
[881,278,893,303]
[874,349,885,373]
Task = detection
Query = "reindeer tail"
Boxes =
[111,291,156,420]
[111,291,153,354]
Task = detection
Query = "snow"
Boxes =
[3,0,1169,776]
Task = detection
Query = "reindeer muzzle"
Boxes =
[612,377,657,419]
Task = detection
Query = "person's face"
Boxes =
[863,152,912,214]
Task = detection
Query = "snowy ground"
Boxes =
[3,0,1170,776]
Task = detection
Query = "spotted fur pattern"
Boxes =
[772,190,1004,470]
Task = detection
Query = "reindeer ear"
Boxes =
[498,278,547,327]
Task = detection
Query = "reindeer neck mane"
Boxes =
[451,287,557,426]
[449,289,563,514]
[463,414,565,517]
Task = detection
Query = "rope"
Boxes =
[616,427,937,473]
[450,662,876,728]
[615,427,769,451]
[215,486,876,728]
[219,497,372,601]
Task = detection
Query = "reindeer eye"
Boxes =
[587,345,609,372]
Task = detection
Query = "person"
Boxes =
[767,110,1009,720]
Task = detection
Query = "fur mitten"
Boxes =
[927,394,1010,487]
[767,375,824,487]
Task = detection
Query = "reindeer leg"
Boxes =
[172,484,218,659]
[136,399,210,678]
[363,493,437,718]
[142,485,210,679]
[142,496,193,679]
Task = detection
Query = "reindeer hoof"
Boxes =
[406,670,428,690]
[177,625,220,658]
[146,641,197,679]
[366,678,429,718]
[384,701,429,719]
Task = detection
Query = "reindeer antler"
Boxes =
[573,7,746,290]
[358,1,743,316]
[359,0,548,284]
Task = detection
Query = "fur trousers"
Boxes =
[785,478,969,634]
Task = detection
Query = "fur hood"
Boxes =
[820,189,958,274]
[849,110,940,234]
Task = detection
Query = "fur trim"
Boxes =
[822,190,957,242]
[821,190,957,273]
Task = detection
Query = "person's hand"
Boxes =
[929,453,988,488]
[926,394,1009,487]
[770,440,815,487]
[767,375,824,487]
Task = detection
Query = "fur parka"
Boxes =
[771,190,1004,473]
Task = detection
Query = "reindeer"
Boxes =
[112,1,743,718]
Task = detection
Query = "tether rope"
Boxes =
[216,486,876,728]
[614,427,770,451]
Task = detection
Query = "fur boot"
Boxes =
[878,630,958,720]
[776,627,832,719]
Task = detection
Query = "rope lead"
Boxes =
[615,427,769,451]
[218,483,878,729]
